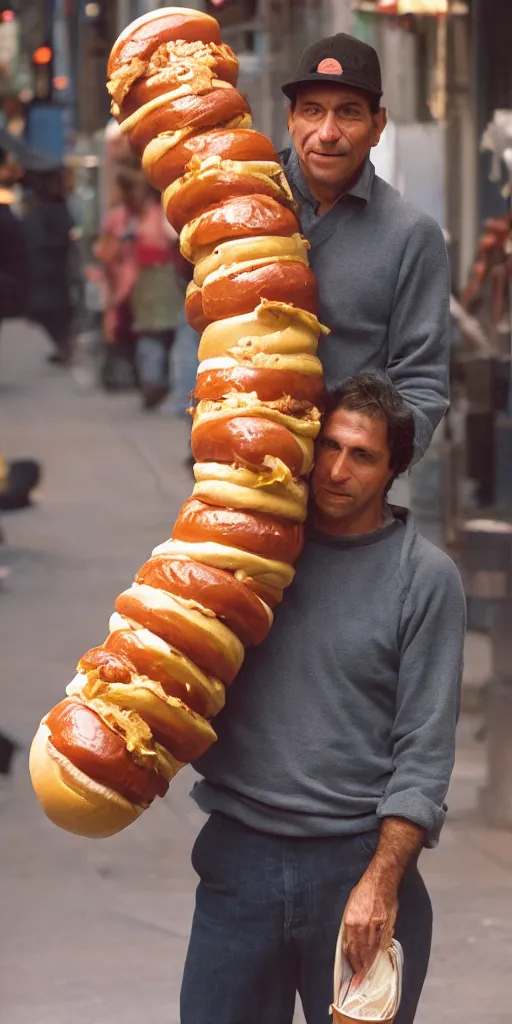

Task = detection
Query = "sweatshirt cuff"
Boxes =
[410,406,432,463]
[377,789,447,848]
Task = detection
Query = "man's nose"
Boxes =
[330,451,350,482]
[317,112,341,144]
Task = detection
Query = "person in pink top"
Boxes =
[130,187,189,409]
[93,167,147,385]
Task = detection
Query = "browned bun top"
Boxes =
[201,260,319,321]
[181,194,300,262]
[144,128,278,192]
[179,127,278,169]
[126,86,251,156]
[103,629,221,717]
[103,629,183,699]
[108,8,221,78]
[164,165,292,234]
[46,698,167,807]
[118,40,239,114]
[191,414,305,477]
[135,556,271,647]
[173,498,304,564]
[193,394,322,440]
[114,583,243,685]
[194,365,325,408]
[185,280,211,334]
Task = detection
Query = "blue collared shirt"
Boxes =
[282,148,451,457]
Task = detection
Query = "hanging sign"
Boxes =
[375,0,467,12]
[396,1,448,10]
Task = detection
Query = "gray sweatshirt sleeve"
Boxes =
[386,214,451,459]
[377,547,466,846]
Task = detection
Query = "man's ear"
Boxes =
[286,103,294,137]
[371,106,387,148]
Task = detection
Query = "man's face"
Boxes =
[311,407,393,528]
[287,84,386,192]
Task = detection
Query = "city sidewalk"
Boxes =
[1,321,511,1023]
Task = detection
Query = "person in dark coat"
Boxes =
[22,168,77,364]
[0,147,28,322]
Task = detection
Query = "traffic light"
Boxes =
[32,45,52,66]
[81,0,110,57]
[32,44,53,100]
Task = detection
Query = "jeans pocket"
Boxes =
[356,830,379,858]
[191,815,216,877]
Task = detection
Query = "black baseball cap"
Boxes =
[281,33,383,102]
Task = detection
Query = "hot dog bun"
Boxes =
[135,555,272,647]
[180,194,300,262]
[191,414,314,476]
[143,127,278,191]
[112,41,238,116]
[194,355,325,407]
[163,156,294,233]
[30,9,328,839]
[192,461,309,522]
[198,300,328,360]
[125,82,251,155]
[30,722,144,839]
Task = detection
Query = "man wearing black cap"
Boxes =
[280,33,450,460]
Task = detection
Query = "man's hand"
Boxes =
[342,864,398,975]
[342,818,426,976]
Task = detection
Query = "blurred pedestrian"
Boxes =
[93,166,145,391]
[0,148,39,533]
[22,168,77,365]
[131,186,188,409]
[0,147,28,324]
[280,33,451,460]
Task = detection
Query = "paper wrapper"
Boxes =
[331,923,403,1023]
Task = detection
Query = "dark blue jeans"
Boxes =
[181,813,432,1024]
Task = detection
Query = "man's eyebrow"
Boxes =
[300,99,363,112]
[335,99,364,111]
[353,446,379,455]
[321,436,381,455]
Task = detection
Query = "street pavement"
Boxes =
[1,321,511,1023]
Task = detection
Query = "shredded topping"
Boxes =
[107,39,237,108]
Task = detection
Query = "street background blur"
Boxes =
[1,1,512,1022]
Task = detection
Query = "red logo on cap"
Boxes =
[316,58,343,75]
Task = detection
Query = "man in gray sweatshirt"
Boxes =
[181,373,465,1024]
[279,33,451,459]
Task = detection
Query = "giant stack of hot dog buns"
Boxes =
[29,7,327,839]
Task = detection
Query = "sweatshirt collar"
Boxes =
[285,147,375,212]
[310,505,408,549]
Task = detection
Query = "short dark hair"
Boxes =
[289,88,381,116]
[323,372,415,482]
